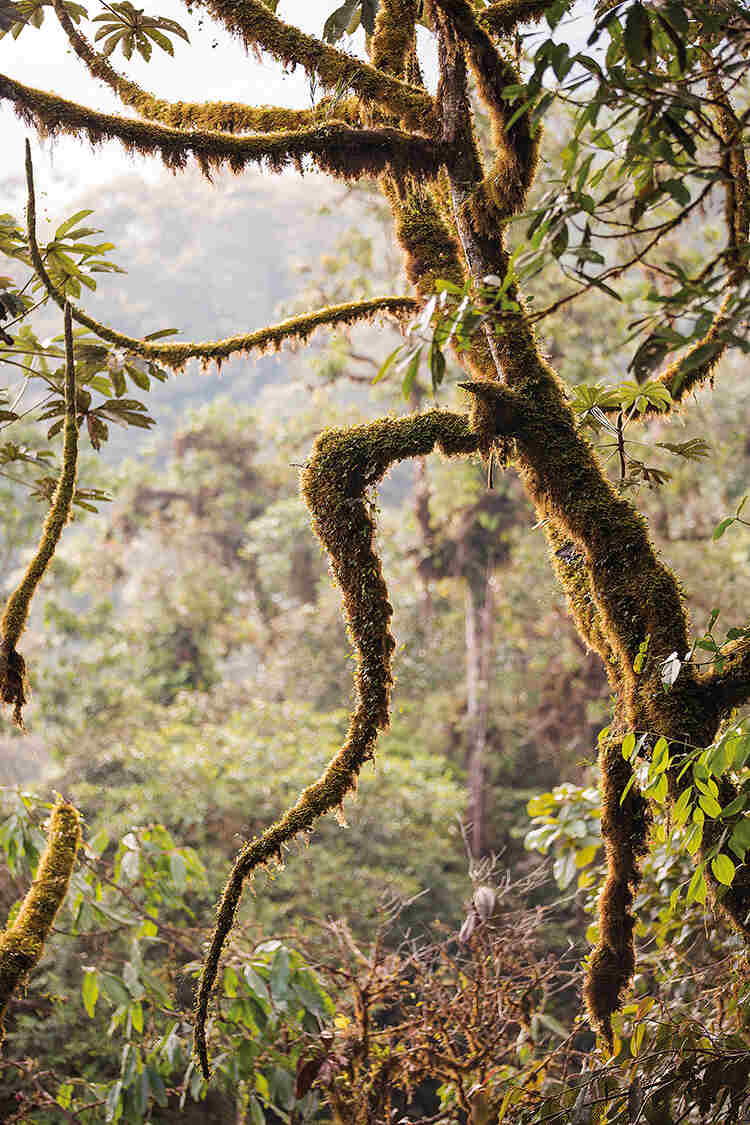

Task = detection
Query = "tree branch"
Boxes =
[182,0,435,131]
[52,0,360,134]
[0,800,81,1041]
[0,291,78,728]
[480,0,567,37]
[698,635,750,714]
[431,0,539,222]
[194,409,479,1078]
[2,74,446,182]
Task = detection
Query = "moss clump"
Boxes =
[0,800,81,1041]
[480,0,571,38]
[194,410,478,1079]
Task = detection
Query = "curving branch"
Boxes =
[182,0,435,132]
[194,409,479,1078]
[0,291,78,728]
[52,0,360,134]
[2,74,447,182]
[0,800,81,1041]
[24,135,420,369]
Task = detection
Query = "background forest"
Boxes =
[1,0,750,1122]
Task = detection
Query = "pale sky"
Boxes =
[0,0,351,210]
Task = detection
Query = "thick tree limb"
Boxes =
[431,0,539,220]
[2,74,447,182]
[182,0,435,132]
[52,0,360,134]
[194,410,479,1078]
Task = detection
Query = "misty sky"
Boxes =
[0,1,350,211]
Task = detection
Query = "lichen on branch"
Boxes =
[0,800,81,1041]
[194,410,479,1079]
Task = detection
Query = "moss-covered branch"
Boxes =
[0,800,81,1041]
[26,156,420,371]
[183,0,435,132]
[0,284,78,727]
[52,0,360,134]
[194,410,479,1078]
[1,73,447,182]
[431,0,539,224]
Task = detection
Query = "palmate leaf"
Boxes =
[91,1,188,60]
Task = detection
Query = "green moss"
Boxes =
[480,0,572,38]
[0,800,81,1041]
[5,74,447,187]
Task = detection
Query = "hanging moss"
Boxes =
[194,410,478,1079]
[0,296,78,728]
[372,0,419,78]
[188,0,435,132]
[0,800,81,1041]
[2,74,448,185]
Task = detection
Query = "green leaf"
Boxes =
[429,343,446,393]
[699,793,722,819]
[624,2,652,66]
[130,1000,143,1033]
[621,732,636,760]
[712,517,735,541]
[711,853,736,886]
[373,344,402,384]
[686,865,706,905]
[54,209,94,240]
[400,346,422,399]
[82,967,99,1018]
